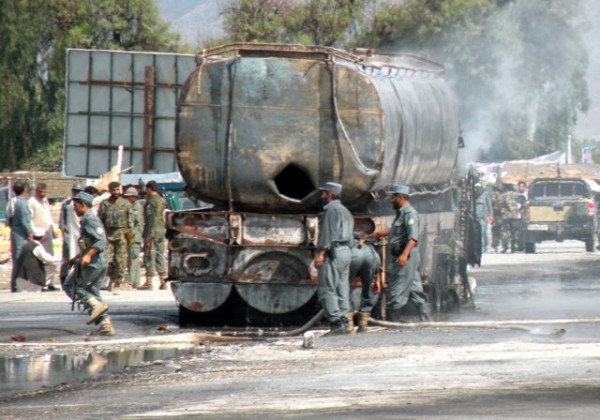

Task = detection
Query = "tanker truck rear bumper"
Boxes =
[166,210,325,315]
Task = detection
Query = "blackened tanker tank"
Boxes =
[176,43,460,213]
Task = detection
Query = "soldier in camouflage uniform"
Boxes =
[138,180,168,290]
[474,183,493,253]
[98,182,133,294]
[503,189,523,253]
[491,186,521,253]
[123,187,144,288]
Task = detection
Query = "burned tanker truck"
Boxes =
[168,43,479,325]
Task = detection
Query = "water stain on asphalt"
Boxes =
[0,346,190,396]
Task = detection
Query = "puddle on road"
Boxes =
[0,346,192,397]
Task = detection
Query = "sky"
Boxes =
[574,0,600,141]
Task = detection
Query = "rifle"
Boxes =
[71,262,81,311]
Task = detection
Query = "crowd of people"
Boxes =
[475,180,528,254]
[5,180,168,336]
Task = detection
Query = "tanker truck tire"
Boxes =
[585,234,595,252]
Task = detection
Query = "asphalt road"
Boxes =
[1,240,600,419]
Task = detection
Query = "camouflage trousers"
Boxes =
[144,238,167,278]
[106,236,128,284]
[128,242,142,287]
[491,220,519,252]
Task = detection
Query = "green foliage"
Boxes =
[225,0,289,43]
[0,0,184,171]
[224,0,369,46]
[284,0,369,46]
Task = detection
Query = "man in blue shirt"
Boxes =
[63,191,115,336]
[9,181,33,293]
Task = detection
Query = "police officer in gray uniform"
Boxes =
[63,191,115,336]
[348,237,381,332]
[313,182,355,334]
[381,185,429,322]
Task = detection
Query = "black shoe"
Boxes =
[44,285,60,292]
[328,321,349,335]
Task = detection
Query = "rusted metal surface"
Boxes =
[177,44,459,213]
[171,281,232,313]
[167,211,321,247]
[143,65,155,172]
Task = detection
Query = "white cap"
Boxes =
[32,227,46,238]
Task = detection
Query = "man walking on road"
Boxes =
[377,185,429,322]
[63,191,115,336]
[313,182,354,334]
[9,181,33,293]
[98,181,133,294]
[138,180,168,290]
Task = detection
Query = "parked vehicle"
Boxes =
[524,178,596,253]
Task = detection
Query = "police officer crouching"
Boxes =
[63,191,115,336]
[313,182,355,334]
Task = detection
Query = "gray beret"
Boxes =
[73,191,94,206]
[387,184,410,195]
[72,184,84,191]
[318,182,343,195]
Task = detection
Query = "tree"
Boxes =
[284,0,369,46]
[359,0,589,162]
[225,0,290,43]
[0,0,184,171]
[224,0,369,47]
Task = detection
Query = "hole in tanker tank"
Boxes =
[274,163,315,201]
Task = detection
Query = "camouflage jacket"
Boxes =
[143,194,166,239]
[130,200,144,244]
[493,192,521,222]
[98,197,132,240]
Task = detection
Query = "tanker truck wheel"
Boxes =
[178,305,197,327]
[235,252,316,314]
[585,234,595,252]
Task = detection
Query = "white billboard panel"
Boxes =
[63,49,196,177]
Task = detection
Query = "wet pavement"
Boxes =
[0,345,193,397]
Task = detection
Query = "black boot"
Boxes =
[386,308,403,322]
[328,319,349,335]
[417,303,431,322]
